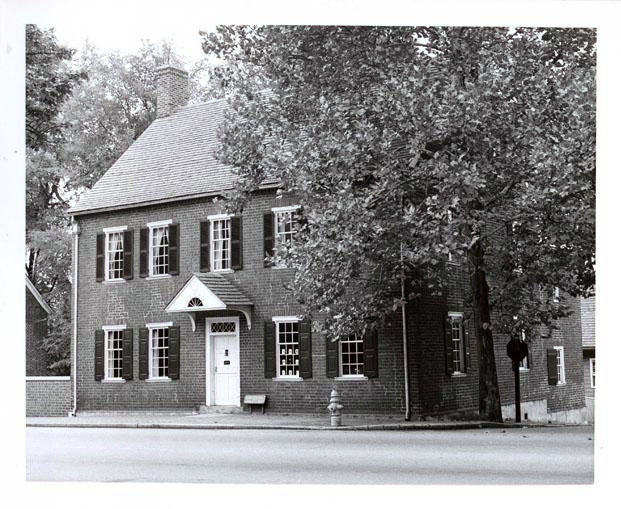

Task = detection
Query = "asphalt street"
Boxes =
[26,425,594,484]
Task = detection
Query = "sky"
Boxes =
[2,0,621,504]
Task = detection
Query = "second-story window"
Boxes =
[263,205,299,267]
[274,207,298,248]
[97,226,132,282]
[106,232,124,280]
[141,220,178,278]
[211,216,231,271]
[151,225,170,275]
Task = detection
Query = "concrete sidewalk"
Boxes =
[26,410,543,431]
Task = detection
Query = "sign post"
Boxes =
[506,337,529,423]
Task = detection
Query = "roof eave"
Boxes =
[69,182,282,218]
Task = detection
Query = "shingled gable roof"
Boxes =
[68,99,278,216]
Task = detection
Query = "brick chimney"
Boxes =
[156,66,189,118]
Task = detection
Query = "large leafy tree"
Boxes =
[26,30,211,373]
[26,25,86,374]
[202,26,595,421]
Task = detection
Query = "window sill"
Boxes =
[451,372,467,378]
[272,376,303,382]
[519,367,530,372]
[212,269,234,274]
[334,376,368,381]
[146,377,172,383]
[102,379,126,383]
[146,274,172,280]
[103,279,127,285]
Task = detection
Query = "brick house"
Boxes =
[67,66,587,421]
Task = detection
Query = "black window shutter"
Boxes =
[547,349,558,385]
[168,326,180,379]
[199,221,210,272]
[298,319,312,379]
[444,316,454,375]
[168,223,179,275]
[462,321,470,373]
[264,321,276,378]
[295,207,307,234]
[326,337,339,378]
[231,216,243,270]
[96,233,105,282]
[263,212,274,267]
[123,230,133,280]
[122,328,133,380]
[139,327,149,379]
[94,330,105,380]
[139,228,149,278]
[363,330,379,378]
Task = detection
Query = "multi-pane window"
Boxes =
[106,231,124,280]
[274,208,297,248]
[450,314,465,373]
[590,358,595,388]
[150,327,169,378]
[276,320,299,377]
[150,225,169,275]
[554,346,566,385]
[211,218,231,271]
[105,329,123,379]
[340,335,364,376]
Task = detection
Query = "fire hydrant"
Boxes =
[327,388,343,426]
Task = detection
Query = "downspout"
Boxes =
[70,218,80,416]
[400,240,411,421]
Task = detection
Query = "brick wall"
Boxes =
[75,191,413,414]
[26,377,72,416]
[408,263,479,418]
[75,190,587,419]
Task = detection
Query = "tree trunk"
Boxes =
[469,240,503,422]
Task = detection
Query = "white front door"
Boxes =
[208,319,240,406]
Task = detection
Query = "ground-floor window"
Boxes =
[149,325,170,379]
[275,319,300,378]
[105,328,124,379]
[590,358,595,388]
[554,346,566,385]
[340,335,364,376]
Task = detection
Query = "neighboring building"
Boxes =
[67,66,586,421]
[581,296,595,423]
[26,275,51,376]
[497,293,587,424]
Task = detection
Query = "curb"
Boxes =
[25,421,551,431]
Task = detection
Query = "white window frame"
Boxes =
[272,316,301,379]
[272,205,299,262]
[102,324,126,381]
[147,220,173,278]
[554,346,566,385]
[208,214,232,273]
[103,226,127,281]
[338,334,365,378]
[519,329,530,371]
[448,312,465,375]
[590,358,595,388]
[553,287,560,303]
[146,321,173,380]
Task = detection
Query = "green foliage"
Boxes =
[203,26,595,418]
